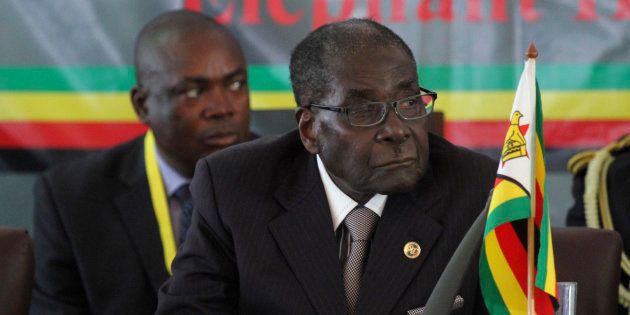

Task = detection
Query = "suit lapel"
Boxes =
[357,166,447,314]
[269,153,346,315]
[113,138,169,293]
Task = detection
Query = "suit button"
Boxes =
[404,241,421,259]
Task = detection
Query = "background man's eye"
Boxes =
[229,80,244,91]
[184,88,201,99]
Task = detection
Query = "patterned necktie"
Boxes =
[173,184,192,244]
[343,206,379,315]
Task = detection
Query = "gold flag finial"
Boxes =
[526,42,538,59]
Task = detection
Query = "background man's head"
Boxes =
[290,19,432,203]
[131,10,250,177]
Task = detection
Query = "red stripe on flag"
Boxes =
[535,181,544,227]
[495,223,528,294]
[0,122,147,149]
[446,120,630,148]
[183,0,202,11]
[535,287,556,315]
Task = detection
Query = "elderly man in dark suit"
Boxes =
[30,10,253,314]
[157,18,496,314]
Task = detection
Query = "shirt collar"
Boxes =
[316,155,387,231]
[154,146,191,197]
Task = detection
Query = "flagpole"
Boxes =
[526,42,538,315]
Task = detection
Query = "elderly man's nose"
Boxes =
[375,109,409,143]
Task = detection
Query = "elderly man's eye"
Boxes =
[228,80,245,91]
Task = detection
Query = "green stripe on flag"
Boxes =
[535,82,546,151]
[1,64,630,92]
[479,243,510,315]
[536,205,551,288]
[484,197,532,236]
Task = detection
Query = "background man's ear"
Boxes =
[131,85,150,124]
[296,107,320,154]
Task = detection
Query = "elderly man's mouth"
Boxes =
[375,158,416,169]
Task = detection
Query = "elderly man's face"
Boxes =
[301,46,429,203]
[133,30,250,176]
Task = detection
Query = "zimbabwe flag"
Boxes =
[479,49,558,314]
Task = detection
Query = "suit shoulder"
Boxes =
[567,133,630,175]
[567,150,596,175]
[429,134,497,174]
[203,130,303,173]
[41,137,143,187]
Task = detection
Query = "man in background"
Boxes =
[566,134,630,313]
[157,18,495,314]
[31,10,252,314]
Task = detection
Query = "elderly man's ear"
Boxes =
[296,107,320,155]
[131,85,150,124]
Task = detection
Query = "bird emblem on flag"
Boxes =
[501,111,528,163]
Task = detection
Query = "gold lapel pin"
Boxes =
[404,241,421,259]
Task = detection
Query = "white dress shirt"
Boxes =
[155,147,191,244]
[316,155,387,231]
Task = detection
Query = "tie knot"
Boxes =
[172,184,191,204]
[344,206,379,241]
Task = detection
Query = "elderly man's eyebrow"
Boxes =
[396,78,419,89]
[346,88,373,99]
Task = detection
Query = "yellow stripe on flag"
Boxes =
[488,180,528,215]
[485,230,528,313]
[543,226,557,292]
[535,139,546,186]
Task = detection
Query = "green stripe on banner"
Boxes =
[479,244,510,315]
[1,64,630,92]
[485,197,532,235]
[0,66,136,91]
[248,65,291,91]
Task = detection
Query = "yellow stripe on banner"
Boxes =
[439,90,630,120]
[485,230,528,313]
[0,92,137,122]
[1,90,630,121]
[144,131,177,275]
[488,180,528,215]
[250,92,296,110]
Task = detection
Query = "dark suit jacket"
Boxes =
[156,130,497,314]
[566,147,630,255]
[31,136,169,314]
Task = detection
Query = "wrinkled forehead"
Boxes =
[324,45,418,101]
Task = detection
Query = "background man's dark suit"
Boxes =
[157,130,496,314]
[31,136,169,314]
